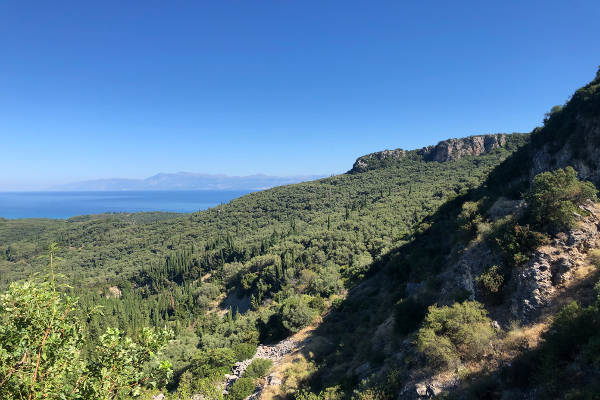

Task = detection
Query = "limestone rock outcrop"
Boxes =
[510,200,600,322]
[351,134,512,173]
[419,134,507,162]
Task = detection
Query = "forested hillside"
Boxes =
[2,67,599,400]
[281,67,600,399]
[0,132,525,399]
[0,134,525,325]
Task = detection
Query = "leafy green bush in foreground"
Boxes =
[0,278,172,400]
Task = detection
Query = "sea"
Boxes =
[0,190,251,219]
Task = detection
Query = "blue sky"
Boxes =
[1,1,599,190]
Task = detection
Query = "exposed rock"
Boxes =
[352,149,407,172]
[222,338,299,395]
[267,373,282,386]
[487,198,526,221]
[372,316,396,356]
[106,286,122,299]
[439,240,500,305]
[402,378,454,399]
[415,383,428,397]
[254,338,298,362]
[245,387,264,400]
[510,201,600,323]
[351,134,514,173]
[491,320,501,331]
[529,115,600,186]
[427,384,443,397]
[441,201,600,325]
[510,251,556,322]
[418,134,508,163]
[405,282,423,296]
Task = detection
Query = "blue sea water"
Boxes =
[0,190,250,219]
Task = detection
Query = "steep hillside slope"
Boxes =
[271,67,600,400]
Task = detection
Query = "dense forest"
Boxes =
[1,66,600,399]
[0,135,526,337]
[0,134,525,399]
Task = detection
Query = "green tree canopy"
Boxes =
[526,166,597,232]
[0,278,172,399]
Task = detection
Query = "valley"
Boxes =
[1,68,600,399]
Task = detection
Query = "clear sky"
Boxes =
[1,1,599,190]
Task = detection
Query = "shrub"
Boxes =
[476,265,505,297]
[342,252,374,286]
[491,219,548,267]
[541,301,595,361]
[295,387,342,400]
[241,272,259,291]
[308,295,326,312]
[191,347,236,378]
[458,201,483,237]
[450,287,473,303]
[243,358,273,379]
[331,297,344,310]
[526,167,597,233]
[232,342,257,362]
[174,371,194,399]
[307,262,344,297]
[394,296,428,335]
[588,249,600,269]
[280,295,315,334]
[0,279,172,400]
[416,301,497,369]
[226,377,255,400]
[222,262,244,287]
[296,390,326,400]
[195,378,225,399]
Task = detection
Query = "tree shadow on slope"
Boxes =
[292,192,476,396]
[288,67,600,398]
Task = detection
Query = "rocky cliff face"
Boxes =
[510,200,600,323]
[397,200,600,400]
[351,134,510,173]
[439,199,600,326]
[351,149,407,173]
[419,134,507,162]
[530,115,600,185]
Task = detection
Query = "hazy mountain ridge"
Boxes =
[51,172,325,191]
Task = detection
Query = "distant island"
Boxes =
[49,172,325,191]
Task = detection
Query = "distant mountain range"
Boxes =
[51,172,325,191]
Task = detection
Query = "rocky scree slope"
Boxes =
[223,338,298,396]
